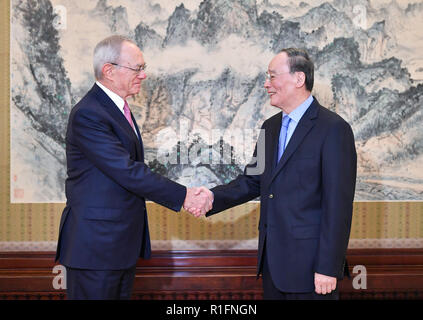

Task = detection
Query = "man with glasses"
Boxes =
[55,35,213,299]
[203,48,357,299]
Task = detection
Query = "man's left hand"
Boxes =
[314,272,337,295]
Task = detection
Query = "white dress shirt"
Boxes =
[96,81,138,137]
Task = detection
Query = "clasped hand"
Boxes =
[183,187,214,217]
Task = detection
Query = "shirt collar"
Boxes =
[284,94,314,123]
[96,81,125,112]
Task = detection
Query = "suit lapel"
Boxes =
[262,112,281,183]
[267,100,319,186]
[131,113,144,161]
[91,84,144,160]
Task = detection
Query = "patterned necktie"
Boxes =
[278,115,291,162]
[123,100,135,131]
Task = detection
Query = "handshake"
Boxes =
[183,187,214,217]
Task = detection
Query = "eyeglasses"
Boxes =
[265,71,291,81]
[110,62,147,73]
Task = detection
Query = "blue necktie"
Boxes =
[278,115,291,162]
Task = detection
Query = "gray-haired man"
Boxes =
[56,35,212,299]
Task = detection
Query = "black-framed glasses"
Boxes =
[110,62,147,73]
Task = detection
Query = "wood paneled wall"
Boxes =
[0,249,422,300]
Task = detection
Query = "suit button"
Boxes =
[269,194,274,199]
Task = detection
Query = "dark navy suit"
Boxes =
[56,84,186,298]
[206,98,357,295]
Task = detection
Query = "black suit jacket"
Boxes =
[207,98,357,292]
[56,84,186,270]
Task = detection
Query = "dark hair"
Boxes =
[281,48,314,92]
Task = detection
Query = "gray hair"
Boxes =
[93,35,136,80]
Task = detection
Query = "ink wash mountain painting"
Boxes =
[10,0,423,202]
